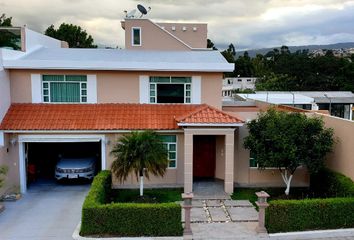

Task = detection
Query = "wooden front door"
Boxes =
[193,135,216,179]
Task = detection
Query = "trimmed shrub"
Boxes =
[266,197,354,233]
[310,168,354,197]
[81,171,182,237]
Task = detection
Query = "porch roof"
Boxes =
[176,104,244,127]
[0,103,243,132]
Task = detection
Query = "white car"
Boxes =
[55,157,96,180]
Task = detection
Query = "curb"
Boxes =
[72,222,183,240]
[269,228,354,239]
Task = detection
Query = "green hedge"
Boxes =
[266,197,354,233]
[81,171,183,237]
[310,168,354,197]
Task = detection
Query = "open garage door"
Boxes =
[26,142,101,186]
[18,135,106,193]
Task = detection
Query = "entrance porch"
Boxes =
[183,128,236,194]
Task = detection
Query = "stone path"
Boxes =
[182,199,258,223]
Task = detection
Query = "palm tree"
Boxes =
[111,131,169,196]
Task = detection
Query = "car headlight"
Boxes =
[56,167,64,173]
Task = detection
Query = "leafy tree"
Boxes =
[235,53,254,77]
[0,14,12,26]
[221,44,236,63]
[110,131,168,196]
[244,108,334,195]
[207,39,217,50]
[0,14,21,50]
[44,23,97,48]
[256,73,296,91]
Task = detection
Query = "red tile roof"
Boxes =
[176,104,244,125]
[0,103,243,131]
[0,104,200,131]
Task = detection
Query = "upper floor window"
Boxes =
[132,27,141,46]
[149,77,191,103]
[42,75,87,103]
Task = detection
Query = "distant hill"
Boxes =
[218,42,354,58]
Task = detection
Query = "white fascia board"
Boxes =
[18,134,105,143]
[3,60,234,72]
[177,123,243,127]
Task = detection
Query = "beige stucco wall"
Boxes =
[157,23,207,49]
[9,70,223,108]
[215,135,225,180]
[201,73,223,109]
[320,113,354,181]
[10,70,32,103]
[124,19,190,51]
[0,134,20,195]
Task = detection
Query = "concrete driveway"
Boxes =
[0,181,90,240]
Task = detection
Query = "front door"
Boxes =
[193,135,216,179]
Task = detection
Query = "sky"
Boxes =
[2,0,354,50]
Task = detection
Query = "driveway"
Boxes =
[0,182,89,240]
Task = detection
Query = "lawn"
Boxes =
[111,188,183,203]
[232,187,316,206]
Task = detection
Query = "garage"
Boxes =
[18,135,106,193]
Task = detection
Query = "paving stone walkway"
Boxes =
[182,199,258,223]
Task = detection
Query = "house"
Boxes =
[222,77,257,97]
[0,18,310,196]
[237,91,354,120]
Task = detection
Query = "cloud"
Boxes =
[1,0,354,49]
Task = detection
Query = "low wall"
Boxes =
[318,113,354,181]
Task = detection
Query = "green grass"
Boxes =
[232,187,313,206]
[111,188,183,203]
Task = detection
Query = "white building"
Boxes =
[222,77,257,97]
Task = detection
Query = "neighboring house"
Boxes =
[222,77,257,97]
[0,18,310,195]
[230,91,354,120]
[233,93,318,111]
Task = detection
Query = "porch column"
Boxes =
[224,131,235,193]
[184,132,193,193]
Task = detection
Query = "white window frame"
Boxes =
[42,75,88,103]
[161,135,177,169]
[149,77,192,104]
[131,27,141,46]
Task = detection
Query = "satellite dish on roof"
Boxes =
[137,4,151,18]
[126,9,137,18]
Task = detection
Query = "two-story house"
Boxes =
[0,18,309,195]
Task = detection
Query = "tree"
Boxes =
[207,39,217,50]
[0,14,21,50]
[44,23,97,48]
[244,108,334,195]
[221,44,236,63]
[0,13,12,26]
[110,131,169,196]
